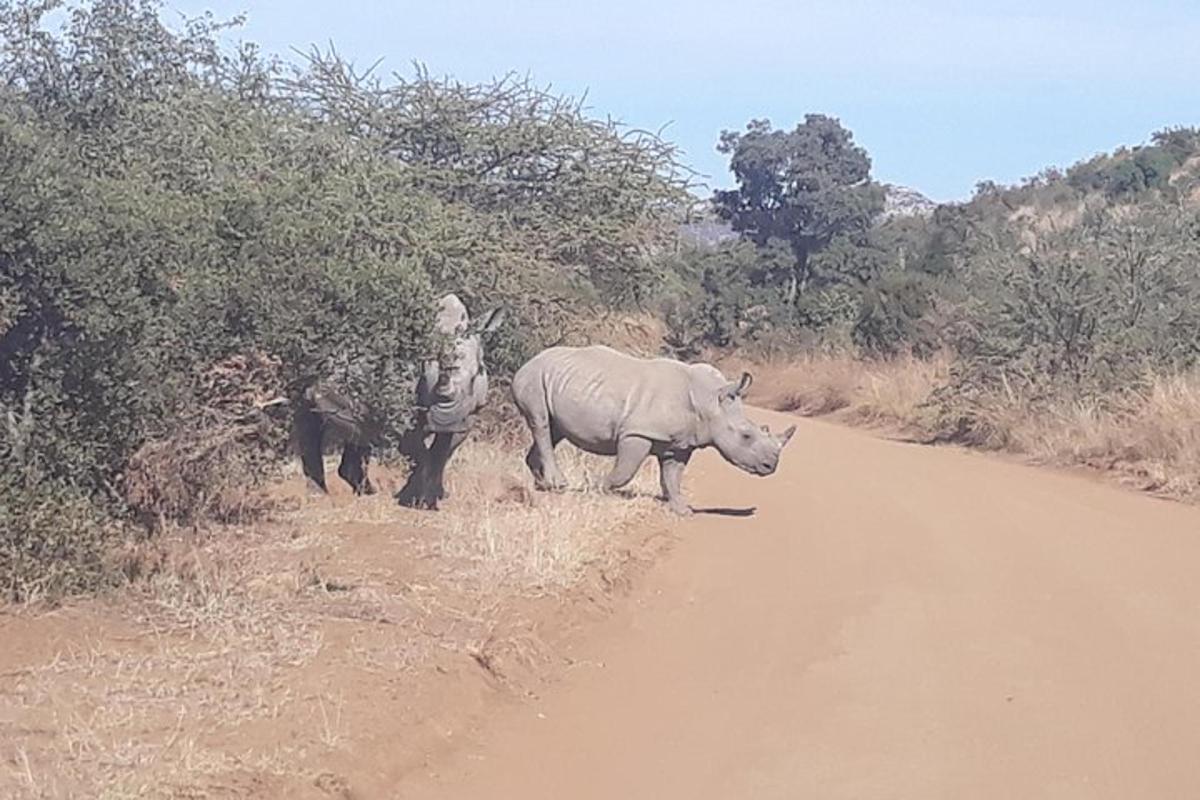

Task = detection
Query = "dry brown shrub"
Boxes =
[122,353,290,529]
[575,311,669,357]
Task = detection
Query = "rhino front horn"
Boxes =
[778,424,797,445]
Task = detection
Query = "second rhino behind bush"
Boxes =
[511,345,795,514]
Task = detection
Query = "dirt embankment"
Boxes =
[0,442,674,799]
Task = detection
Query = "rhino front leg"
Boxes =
[397,429,432,508]
[435,432,468,500]
[602,436,652,493]
[425,432,464,505]
[398,433,455,509]
[657,449,693,515]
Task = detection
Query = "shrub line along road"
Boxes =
[399,410,1200,799]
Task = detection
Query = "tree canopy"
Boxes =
[713,115,884,302]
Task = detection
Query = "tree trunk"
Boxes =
[786,249,810,305]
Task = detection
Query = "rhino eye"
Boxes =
[741,431,753,442]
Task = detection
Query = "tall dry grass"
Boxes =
[742,351,1200,502]
[996,374,1200,498]
[430,440,664,597]
[733,351,951,431]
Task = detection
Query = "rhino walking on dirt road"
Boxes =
[295,293,503,509]
[511,345,795,514]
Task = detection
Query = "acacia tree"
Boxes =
[713,115,884,303]
[0,0,690,598]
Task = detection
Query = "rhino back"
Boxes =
[514,346,713,450]
[302,383,369,442]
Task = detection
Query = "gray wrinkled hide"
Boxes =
[511,345,795,514]
[296,292,497,509]
[417,294,490,434]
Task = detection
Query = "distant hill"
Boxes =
[880,184,937,220]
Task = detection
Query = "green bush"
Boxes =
[1,469,128,602]
[1066,134,1197,198]
[0,0,687,598]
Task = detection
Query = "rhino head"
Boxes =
[707,371,796,476]
[419,294,505,433]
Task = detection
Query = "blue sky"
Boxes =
[167,0,1200,202]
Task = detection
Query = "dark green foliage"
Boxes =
[667,198,940,357]
[0,0,687,598]
[0,469,126,602]
[663,239,797,356]
[672,115,941,358]
[853,270,940,356]
[1065,128,1200,199]
[951,202,1200,391]
[713,116,885,303]
[684,114,1200,423]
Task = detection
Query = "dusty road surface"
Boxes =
[400,410,1200,799]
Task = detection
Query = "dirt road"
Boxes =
[399,410,1200,799]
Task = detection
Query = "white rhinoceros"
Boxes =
[295,293,503,509]
[511,345,795,514]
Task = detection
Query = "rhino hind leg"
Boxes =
[337,443,375,496]
[657,449,693,515]
[296,408,328,494]
[526,424,568,491]
[602,436,653,494]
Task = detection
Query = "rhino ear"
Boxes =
[737,371,753,396]
[777,424,797,446]
[720,372,753,404]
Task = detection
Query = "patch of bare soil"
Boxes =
[0,442,674,799]
[397,411,1200,800]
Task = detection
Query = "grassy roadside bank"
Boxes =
[733,352,1200,503]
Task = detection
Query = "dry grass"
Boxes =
[992,373,1200,499]
[732,351,950,432]
[1,436,671,798]
[430,440,664,597]
[740,350,1200,502]
[1,521,326,798]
